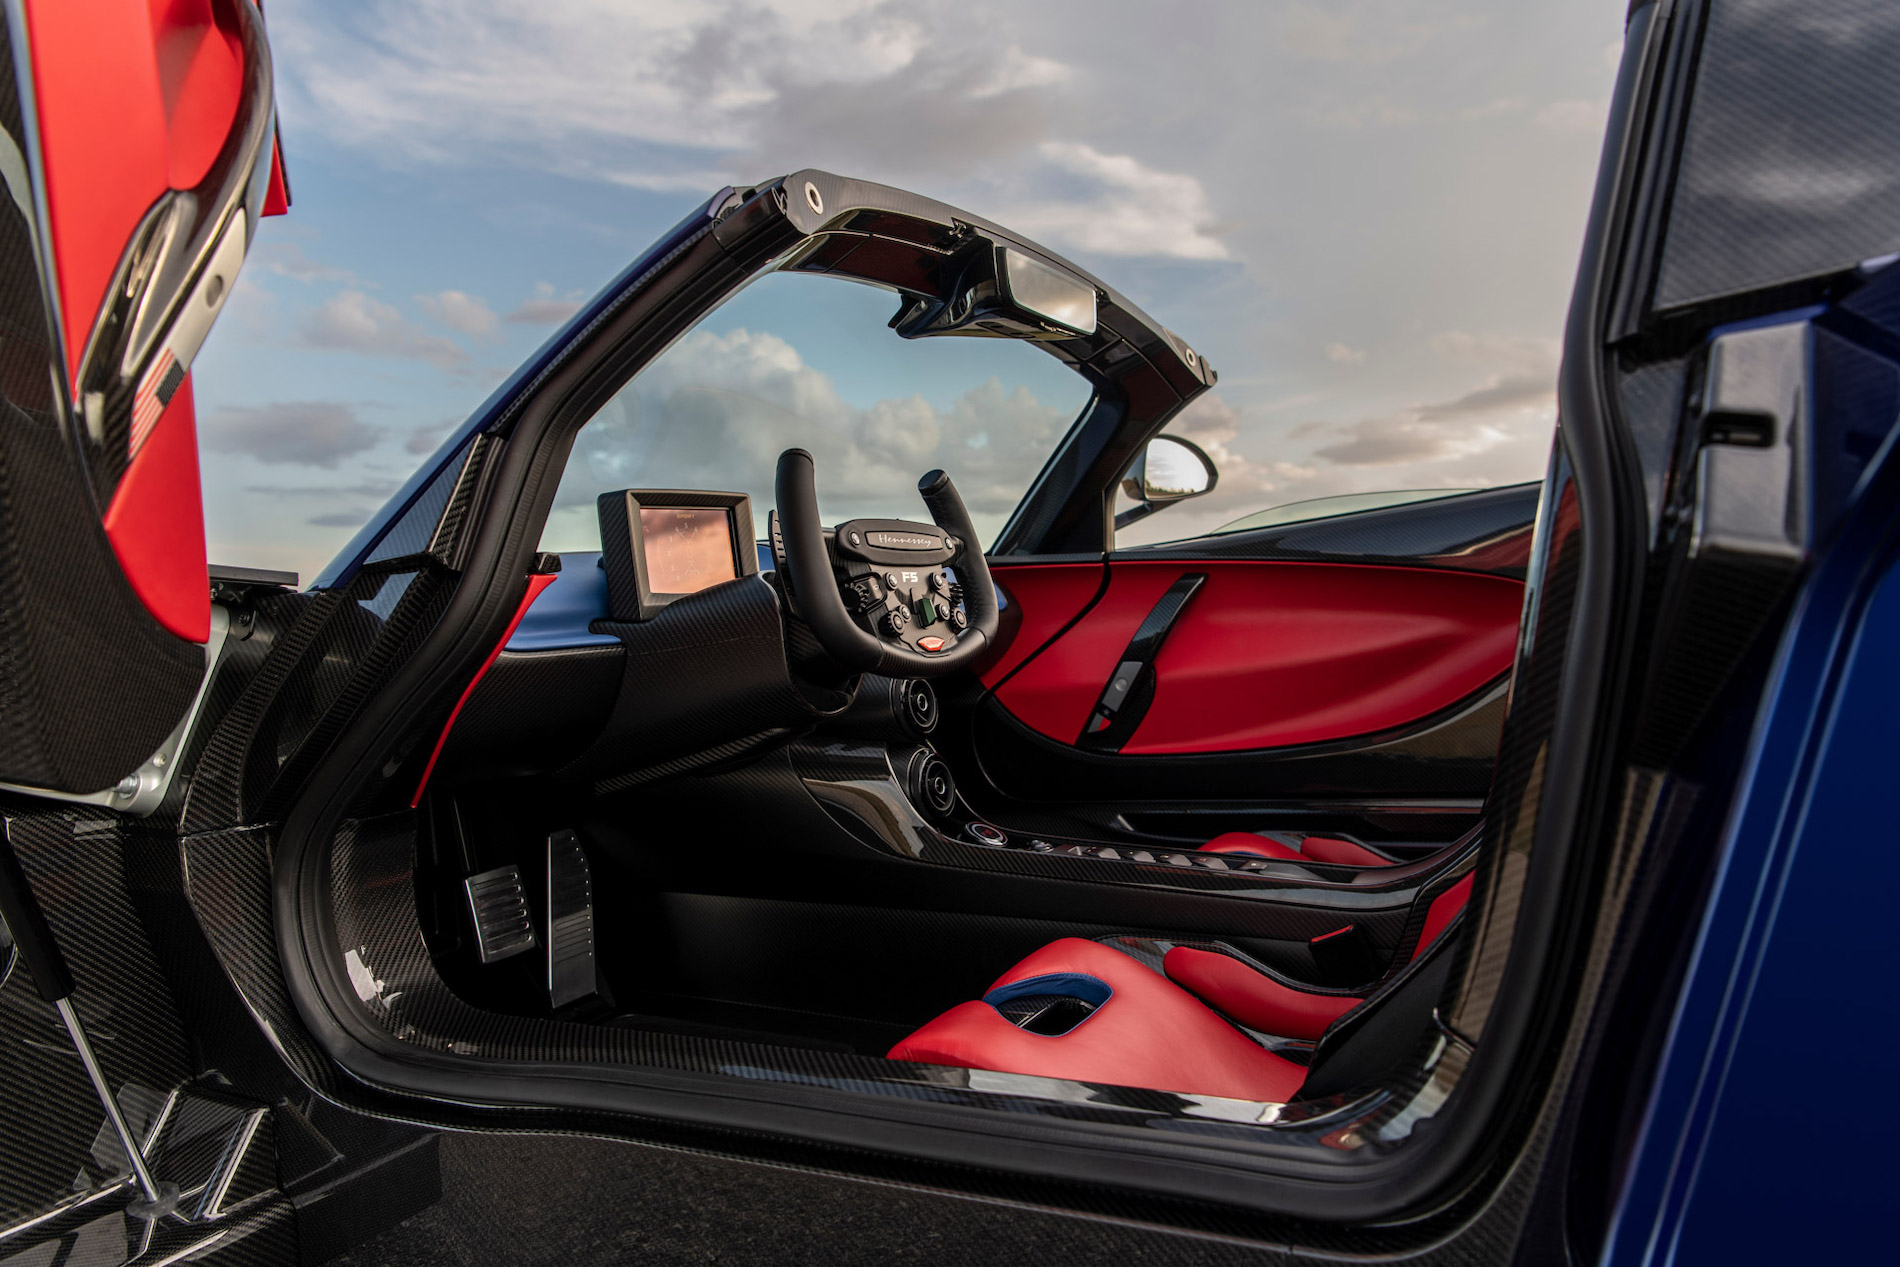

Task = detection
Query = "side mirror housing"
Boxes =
[1116,434,1218,531]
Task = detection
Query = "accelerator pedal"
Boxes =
[547,829,599,1009]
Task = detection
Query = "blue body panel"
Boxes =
[1606,281,1900,1263]
[506,554,619,651]
[508,544,780,650]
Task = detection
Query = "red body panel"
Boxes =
[101,377,207,641]
[978,562,1105,688]
[993,560,1523,753]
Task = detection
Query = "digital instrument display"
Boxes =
[639,506,737,595]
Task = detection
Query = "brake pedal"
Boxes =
[464,864,536,963]
[547,829,598,1009]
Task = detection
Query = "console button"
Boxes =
[967,822,1008,847]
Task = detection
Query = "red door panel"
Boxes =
[991,560,1524,753]
[979,562,1106,688]
[990,564,1179,736]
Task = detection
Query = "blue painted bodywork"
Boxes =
[506,554,619,650]
[1606,271,1900,1264]
[505,544,779,650]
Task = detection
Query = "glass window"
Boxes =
[541,270,1094,553]
[1208,488,1484,534]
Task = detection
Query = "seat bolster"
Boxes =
[1163,946,1362,1041]
[1199,832,1304,860]
[1409,874,1474,961]
[1297,835,1392,867]
[889,938,1307,1103]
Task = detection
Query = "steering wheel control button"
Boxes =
[847,530,863,547]
[947,608,968,632]
[885,571,902,589]
[967,822,1008,847]
[929,570,952,595]
[880,607,911,636]
[916,595,940,625]
[917,635,946,652]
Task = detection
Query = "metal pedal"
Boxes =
[546,829,598,1009]
[464,865,536,963]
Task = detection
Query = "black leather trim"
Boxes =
[1074,573,1204,750]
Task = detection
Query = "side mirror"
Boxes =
[1116,434,1218,531]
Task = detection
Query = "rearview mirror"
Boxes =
[998,248,1098,336]
[893,245,1098,341]
[1117,434,1218,531]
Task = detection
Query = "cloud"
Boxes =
[741,43,1068,182]
[1004,143,1229,260]
[201,401,382,468]
[505,282,584,325]
[1277,4,1443,65]
[252,240,363,284]
[246,479,404,499]
[1302,332,1560,467]
[403,419,461,454]
[1533,99,1609,133]
[1325,342,1366,363]
[1460,97,1526,120]
[269,2,1229,262]
[416,289,499,337]
[551,325,1075,543]
[297,291,467,367]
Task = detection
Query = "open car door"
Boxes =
[0,0,284,799]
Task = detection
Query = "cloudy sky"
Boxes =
[194,0,1626,579]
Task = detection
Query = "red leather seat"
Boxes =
[888,875,1475,1101]
[1200,831,1393,867]
[1163,875,1473,1039]
[887,937,1307,1102]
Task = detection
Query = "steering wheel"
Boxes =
[773,448,1000,677]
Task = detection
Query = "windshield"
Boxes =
[1210,488,1485,534]
[541,270,1094,553]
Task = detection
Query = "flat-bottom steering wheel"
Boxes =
[772,448,1000,677]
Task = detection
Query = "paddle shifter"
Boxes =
[771,448,1000,677]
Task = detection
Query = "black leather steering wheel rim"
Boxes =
[774,448,1000,676]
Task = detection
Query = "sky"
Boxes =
[193,0,1628,580]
